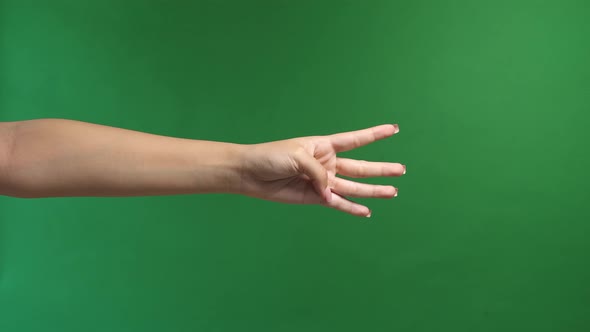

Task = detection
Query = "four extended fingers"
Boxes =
[324,124,403,217]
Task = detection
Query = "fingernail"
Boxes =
[393,124,399,134]
[366,211,372,218]
[403,164,406,175]
[394,188,398,197]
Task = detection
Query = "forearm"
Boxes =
[1,119,244,198]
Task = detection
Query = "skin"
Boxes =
[0,119,404,217]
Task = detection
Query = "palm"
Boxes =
[243,124,404,217]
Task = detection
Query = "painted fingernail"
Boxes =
[403,164,406,175]
[393,124,399,134]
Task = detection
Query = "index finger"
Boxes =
[329,124,399,153]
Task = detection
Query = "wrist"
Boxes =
[202,142,250,195]
[224,142,249,195]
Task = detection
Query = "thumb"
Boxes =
[293,149,332,203]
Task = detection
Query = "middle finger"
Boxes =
[336,158,405,178]
[332,177,398,199]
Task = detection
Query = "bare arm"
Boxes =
[0,119,403,217]
[0,119,243,198]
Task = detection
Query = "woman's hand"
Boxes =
[0,119,404,217]
[237,124,405,217]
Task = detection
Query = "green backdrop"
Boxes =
[1,1,590,331]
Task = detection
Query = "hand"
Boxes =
[237,124,405,217]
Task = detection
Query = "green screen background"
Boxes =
[1,1,590,331]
